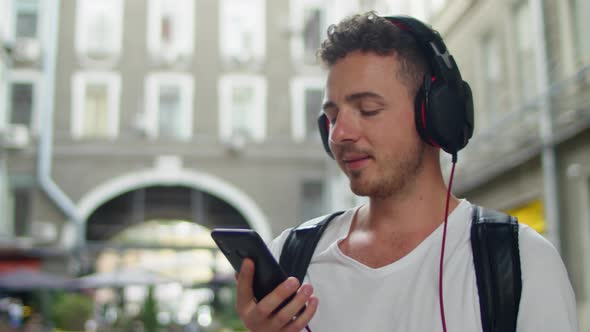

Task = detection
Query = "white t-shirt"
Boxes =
[268,200,578,332]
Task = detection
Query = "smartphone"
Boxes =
[211,228,291,303]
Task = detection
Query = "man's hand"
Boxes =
[235,258,319,332]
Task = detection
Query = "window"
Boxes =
[291,0,359,65]
[571,0,590,63]
[291,0,326,65]
[71,72,121,139]
[14,0,38,39]
[145,73,194,140]
[481,32,504,126]
[301,180,325,221]
[9,186,32,237]
[426,0,446,19]
[291,77,325,141]
[219,75,267,142]
[303,7,322,63]
[220,0,265,64]
[10,83,33,126]
[514,0,538,103]
[83,84,109,137]
[147,0,195,61]
[8,70,41,131]
[75,0,123,58]
[4,177,34,237]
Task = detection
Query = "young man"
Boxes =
[235,12,577,332]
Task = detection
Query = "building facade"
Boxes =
[1,0,371,275]
[2,0,588,328]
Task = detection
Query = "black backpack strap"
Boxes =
[279,211,345,283]
[471,205,522,332]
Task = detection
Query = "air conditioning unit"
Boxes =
[12,38,41,63]
[159,47,180,66]
[1,124,31,149]
[133,112,147,133]
[223,130,249,152]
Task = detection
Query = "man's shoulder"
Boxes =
[517,223,560,258]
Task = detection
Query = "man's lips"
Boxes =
[342,155,372,170]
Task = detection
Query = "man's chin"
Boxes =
[349,182,371,197]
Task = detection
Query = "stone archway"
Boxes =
[85,185,249,242]
[77,168,272,242]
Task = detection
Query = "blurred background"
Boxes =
[0,0,588,331]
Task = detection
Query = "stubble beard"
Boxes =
[348,142,426,199]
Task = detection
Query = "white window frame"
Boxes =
[144,73,194,141]
[570,0,590,64]
[218,74,267,142]
[147,0,195,61]
[71,71,121,140]
[300,179,326,221]
[290,0,326,66]
[513,0,538,103]
[479,31,504,127]
[425,0,446,20]
[8,70,42,133]
[12,0,40,40]
[0,62,7,130]
[1,0,14,43]
[290,76,325,142]
[0,163,10,237]
[75,0,123,61]
[219,0,266,64]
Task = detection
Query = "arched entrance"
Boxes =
[76,168,272,242]
[85,185,248,242]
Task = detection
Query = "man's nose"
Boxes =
[329,109,361,146]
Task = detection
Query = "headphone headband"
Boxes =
[383,16,463,89]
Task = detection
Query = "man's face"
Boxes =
[323,51,426,198]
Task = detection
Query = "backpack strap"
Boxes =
[279,206,522,332]
[279,211,345,283]
[471,205,522,332]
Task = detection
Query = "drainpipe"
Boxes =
[38,0,83,252]
[531,0,561,251]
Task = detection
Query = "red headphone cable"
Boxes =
[439,153,457,332]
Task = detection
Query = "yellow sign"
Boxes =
[506,199,546,233]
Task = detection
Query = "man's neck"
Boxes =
[360,163,459,234]
[339,164,460,268]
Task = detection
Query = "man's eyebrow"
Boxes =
[345,91,385,103]
[322,92,385,111]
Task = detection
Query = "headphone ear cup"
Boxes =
[425,81,470,154]
[462,81,474,145]
[317,113,334,159]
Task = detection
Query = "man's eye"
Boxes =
[361,109,380,116]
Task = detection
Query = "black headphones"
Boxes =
[318,15,474,159]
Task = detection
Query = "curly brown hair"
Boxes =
[318,12,429,97]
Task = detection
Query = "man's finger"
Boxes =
[286,296,319,332]
[254,277,300,318]
[235,258,256,311]
[271,283,314,329]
